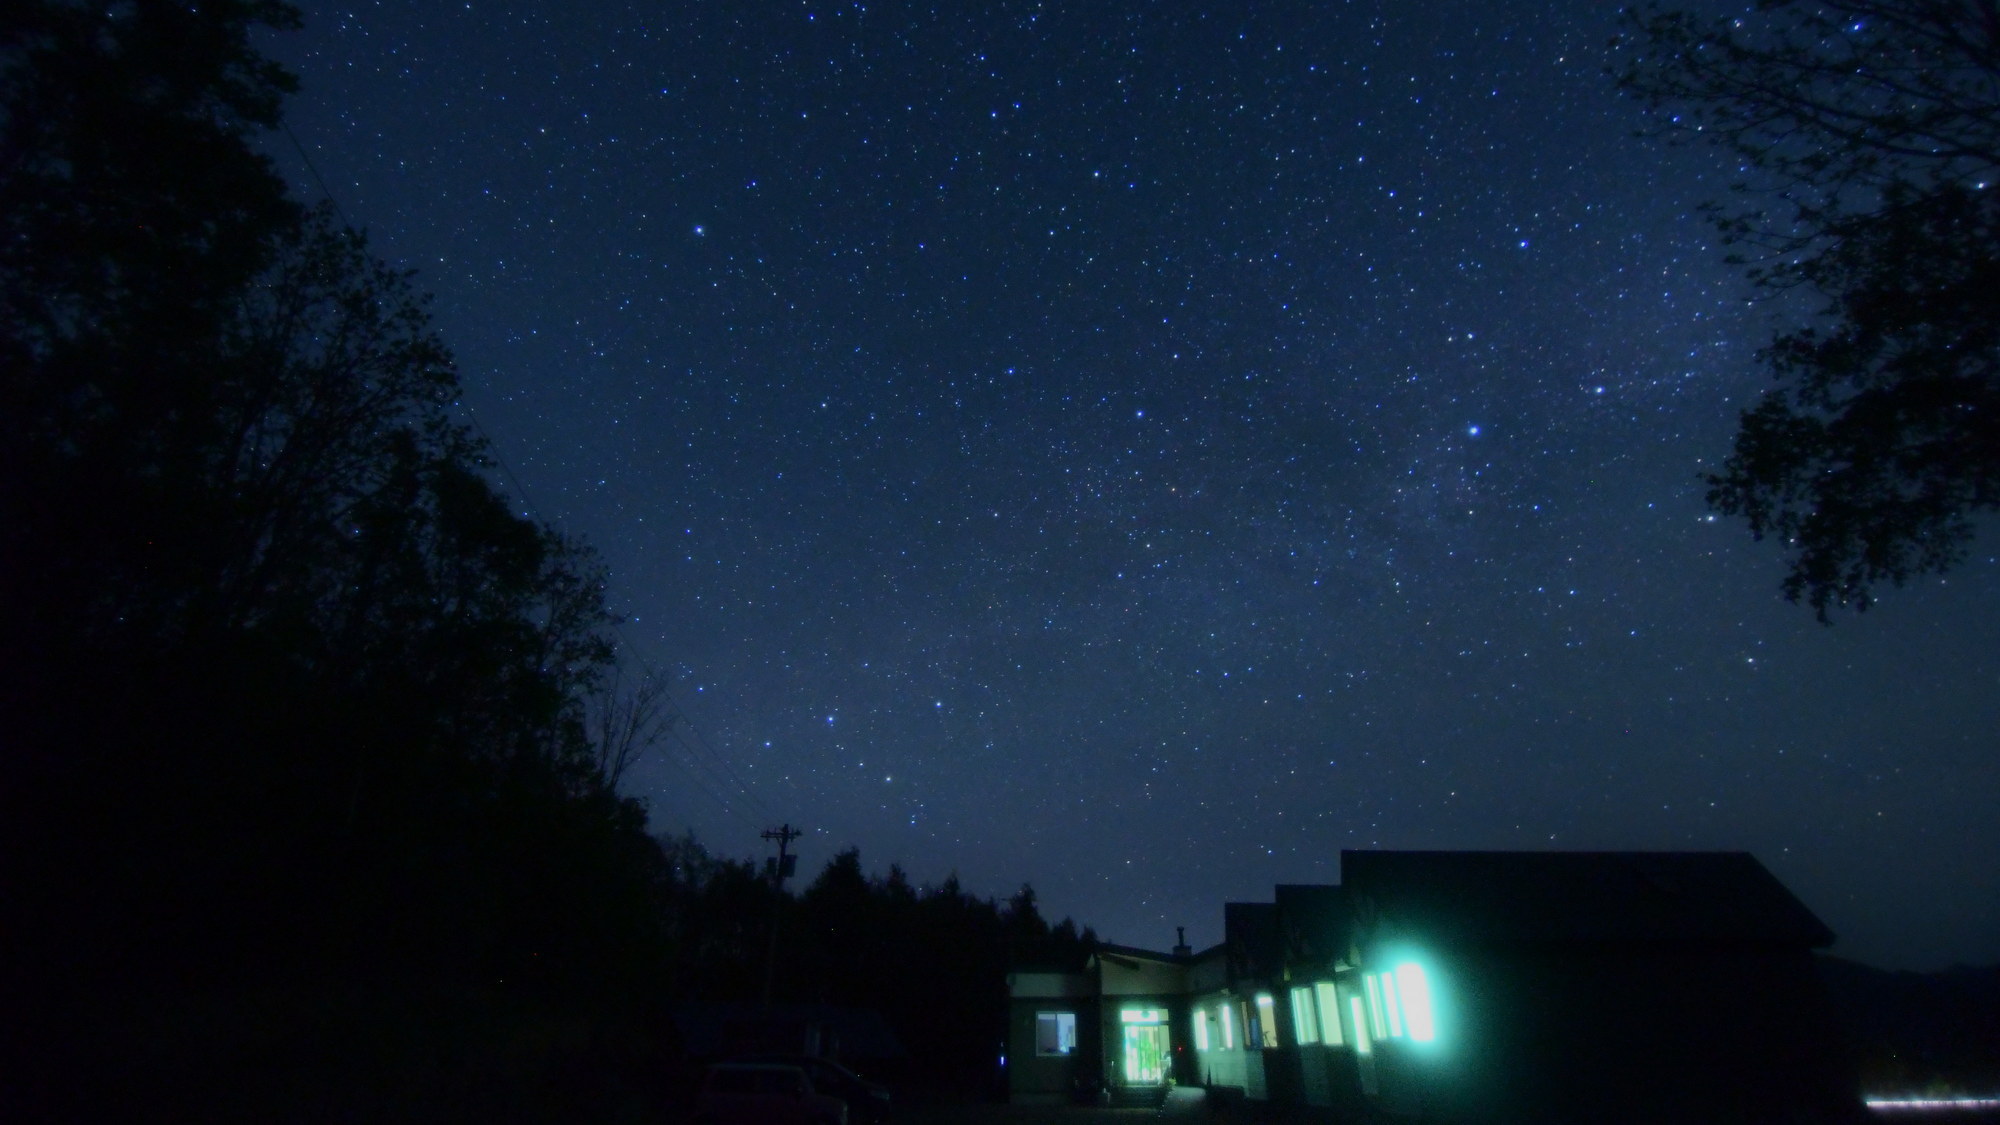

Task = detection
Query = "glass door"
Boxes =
[1121,1024,1169,1085]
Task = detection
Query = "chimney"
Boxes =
[1172,926,1192,957]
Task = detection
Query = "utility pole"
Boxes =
[760,823,802,1009]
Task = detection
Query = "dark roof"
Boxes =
[1274,884,1349,968]
[1092,941,1188,965]
[1341,850,1835,950]
[1224,901,1282,980]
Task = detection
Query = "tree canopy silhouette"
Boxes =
[1,6,1116,1118]
[1617,0,2000,617]
[1,4,677,1118]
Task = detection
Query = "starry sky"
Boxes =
[267,1,1999,972]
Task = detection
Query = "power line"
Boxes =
[280,120,352,230]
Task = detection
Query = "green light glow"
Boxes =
[1194,1010,1209,1051]
[1395,962,1435,1043]
[1381,971,1404,1038]
[1220,1002,1234,1049]
[1290,986,1318,1044]
[1120,1008,1167,1024]
[1255,994,1278,1048]
[1314,982,1342,1046]
[1350,997,1372,1056]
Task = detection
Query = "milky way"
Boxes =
[270,1,2000,970]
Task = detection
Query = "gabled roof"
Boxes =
[1091,941,1189,967]
[1341,850,1835,950]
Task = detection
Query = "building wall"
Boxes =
[1101,957,1187,997]
[1005,972,1094,1105]
[1361,946,1864,1125]
[1187,990,1269,1099]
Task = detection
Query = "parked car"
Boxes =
[694,1063,849,1125]
[730,1054,892,1124]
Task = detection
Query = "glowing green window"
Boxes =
[1350,996,1372,1056]
[1363,974,1386,1039]
[1219,1002,1234,1049]
[1193,1010,1210,1051]
[1396,962,1435,1043]
[1314,982,1343,1046]
[1289,987,1318,1044]
[1381,971,1405,1038]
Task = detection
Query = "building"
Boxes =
[1006,850,1867,1123]
[1005,940,1195,1105]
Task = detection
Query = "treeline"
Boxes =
[0,3,1084,1121]
[659,839,1096,1094]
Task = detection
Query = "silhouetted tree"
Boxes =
[1617,0,2000,616]
[592,663,675,788]
[2,4,676,1119]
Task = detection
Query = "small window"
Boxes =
[1382,971,1405,1038]
[1314,982,1343,1046]
[1364,974,1386,1040]
[1350,997,1372,1056]
[1290,987,1318,1044]
[1254,994,1279,1048]
[1193,1010,1210,1051]
[1035,1011,1077,1056]
[1220,1002,1235,1049]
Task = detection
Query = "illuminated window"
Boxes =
[1363,974,1386,1039]
[1194,1010,1209,1051]
[1219,1002,1235,1049]
[1314,982,1343,1046]
[1381,972,1404,1038]
[1290,987,1318,1044]
[1350,997,1372,1056]
[1396,962,1435,1043]
[1254,994,1279,1047]
[1035,1012,1076,1056]
[1121,1008,1167,1024]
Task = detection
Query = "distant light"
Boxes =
[1867,1097,2000,1111]
[1467,424,1481,437]
[693,224,706,236]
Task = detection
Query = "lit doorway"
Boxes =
[1119,1008,1170,1086]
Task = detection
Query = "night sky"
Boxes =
[268,1,1998,971]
